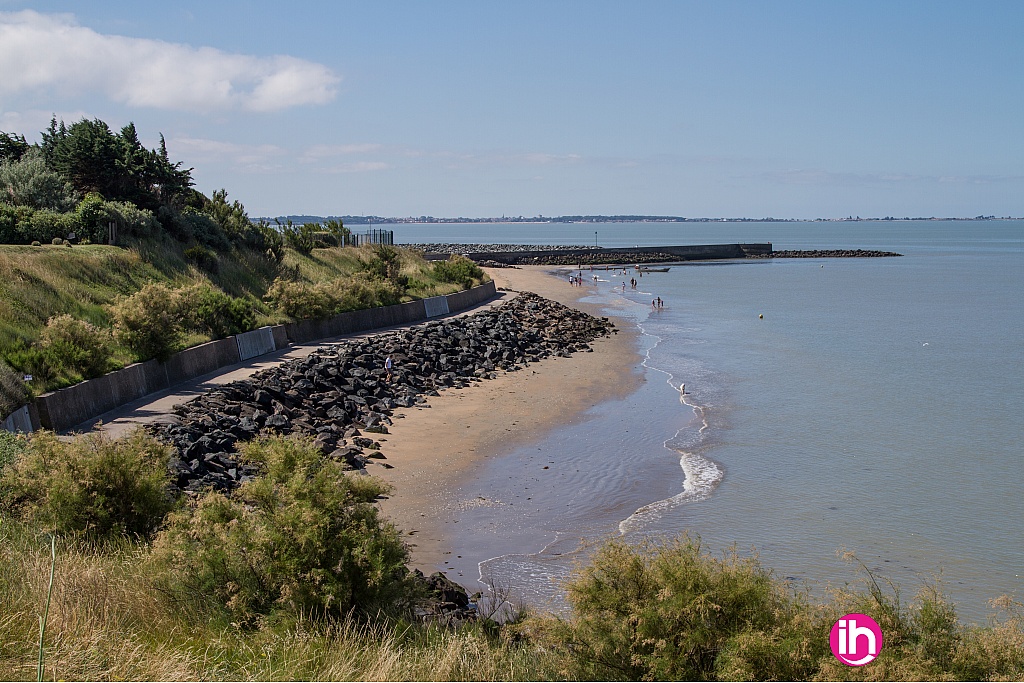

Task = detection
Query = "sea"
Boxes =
[391,220,1024,625]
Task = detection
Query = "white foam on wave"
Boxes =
[617,316,724,535]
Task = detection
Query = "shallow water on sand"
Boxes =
[436,221,1023,623]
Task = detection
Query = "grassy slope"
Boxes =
[0,240,483,406]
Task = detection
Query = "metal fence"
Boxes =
[349,228,394,246]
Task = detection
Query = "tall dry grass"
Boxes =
[0,520,551,681]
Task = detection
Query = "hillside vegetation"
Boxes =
[0,430,1022,681]
[0,118,485,415]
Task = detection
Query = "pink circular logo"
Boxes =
[830,613,883,666]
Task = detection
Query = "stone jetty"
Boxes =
[750,249,902,258]
[150,292,615,493]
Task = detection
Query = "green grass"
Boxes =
[0,239,488,407]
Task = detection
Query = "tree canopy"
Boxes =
[40,117,193,211]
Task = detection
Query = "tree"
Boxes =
[323,217,350,245]
[0,131,30,164]
[42,117,120,198]
[0,149,79,212]
[40,117,193,211]
[204,188,251,236]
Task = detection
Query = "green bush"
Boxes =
[149,436,418,623]
[108,283,184,361]
[432,254,483,290]
[266,278,340,319]
[0,360,30,417]
[0,429,174,539]
[335,275,403,311]
[362,244,402,281]
[0,148,79,212]
[538,536,825,681]
[179,284,256,338]
[267,275,404,320]
[0,430,26,470]
[37,313,113,380]
[183,244,219,272]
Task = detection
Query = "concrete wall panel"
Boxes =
[164,338,241,386]
[236,326,276,361]
[424,296,450,317]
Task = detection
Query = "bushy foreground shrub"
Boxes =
[0,429,174,539]
[109,282,256,361]
[529,536,824,681]
[37,314,113,380]
[522,536,1024,681]
[266,276,403,319]
[149,436,418,623]
[108,283,183,361]
[179,284,257,339]
[432,254,484,290]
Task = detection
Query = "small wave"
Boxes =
[618,448,723,534]
[616,312,723,535]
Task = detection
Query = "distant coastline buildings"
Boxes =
[262,214,1017,226]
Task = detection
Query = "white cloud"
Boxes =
[323,161,390,173]
[171,136,287,170]
[0,10,339,112]
[300,143,383,162]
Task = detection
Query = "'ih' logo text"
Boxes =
[830,613,883,666]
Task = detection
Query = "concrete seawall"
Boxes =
[23,280,497,434]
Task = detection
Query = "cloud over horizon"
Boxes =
[0,10,340,113]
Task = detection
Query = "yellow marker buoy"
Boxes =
[759,314,763,319]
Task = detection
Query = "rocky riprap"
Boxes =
[402,243,704,266]
[750,249,902,258]
[511,251,683,266]
[150,292,615,493]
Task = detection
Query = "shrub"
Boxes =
[149,436,418,623]
[0,360,30,417]
[30,240,40,247]
[15,207,63,243]
[0,430,25,470]
[0,148,79,212]
[103,199,159,240]
[538,535,824,681]
[335,275,403,311]
[266,278,340,319]
[179,284,256,338]
[0,429,174,539]
[362,244,402,281]
[432,254,483,290]
[37,314,113,380]
[108,283,184,361]
[183,244,219,272]
[51,237,63,245]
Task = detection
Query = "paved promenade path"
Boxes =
[78,288,513,439]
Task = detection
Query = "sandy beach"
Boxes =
[376,265,643,573]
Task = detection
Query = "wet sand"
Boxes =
[376,266,643,573]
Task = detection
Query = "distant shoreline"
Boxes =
[263,214,1021,226]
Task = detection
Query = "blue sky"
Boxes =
[1,1,1021,219]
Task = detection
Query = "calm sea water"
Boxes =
[399,221,1024,624]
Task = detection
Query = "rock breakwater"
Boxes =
[750,249,902,258]
[150,292,615,493]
